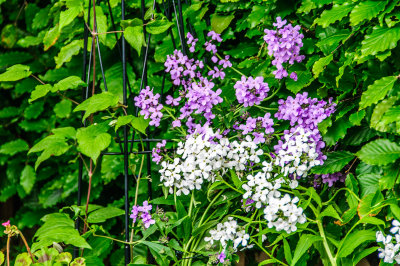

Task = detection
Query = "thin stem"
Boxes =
[6,236,10,266]
[17,230,35,262]
[252,237,288,266]
[317,220,337,266]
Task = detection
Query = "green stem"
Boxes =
[163,107,187,136]
[317,220,337,266]
[252,237,288,266]
[216,52,246,76]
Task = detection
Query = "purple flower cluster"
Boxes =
[134,86,163,127]
[236,113,274,144]
[130,201,155,229]
[152,140,167,164]
[274,92,336,165]
[217,252,226,263]
[234,76,270,107]
[164,31,232,131]
[264,17,305,80]
[314,172,346,188]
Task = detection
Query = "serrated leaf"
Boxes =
[0,106,19,118]
[87,206,124,223]
[32,6,50,30]
[76,123,111,163]
[336,54,353,87]
[20,165,36,194]
[120,18,143,29]
[0,64,31,82]
[316,30,351,55]
[29,84,52,103]
[15,252,32,266]
[382,106,400,124]
[59,7,81,31]
[358,173,380,197]
[43,24,60,51]
[357,139,400,166]
[312,54,333,78]
[314,3,354,28]
[74,92,119,121]
[285,69,312,94]
[125,26,144,56]
[312,151,354,174]
[337,230,376,258]
[211,14,235,34]
[349,110,366,126]
[290,234,322,266]
[361,26,400,58]
[54,40,83,68]
[350,1,387,26]
[146,20,173,34]
[359,76,397,109]
[0,139,29,156]
[323,118,352,146]
[371,96,397,132]
[53,76,86,92]
[54,99,72,118]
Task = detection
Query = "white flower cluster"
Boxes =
[159,128,263,196]
[242,162,305,234]
[376,220,400,263]
[204,217,250,251]
[275,127,320,178]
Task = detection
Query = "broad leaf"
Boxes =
[54,40,83,68]
[211,14,235,34]
[361,26,400,58]
[74,92,119,121]
[357,139,400,166]
[76,123,111,163]
[314,3,354,28]
[312,54,333,78]
[0,64,31,82]
[290,234,322,266]
[359,76,397,109]
[370,96,397,132]
[146,20,173,35]
[0,139,29,156]
[87,206,125,223]
[125,26,144,56]
[337,230,376,258]
[29,84,52,103]
[312,151,354,174]
[358,173,380,197]
[53,76,86,92]
[350,1,387,26]
[59,7,81,31]
[20,165,36,194]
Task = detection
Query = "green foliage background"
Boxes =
[1,0,400,265]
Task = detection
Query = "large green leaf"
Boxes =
[0,139,29,156]
[54,40,83,68]
[76,123,111,163]
[29,84,52,103]
[370,96,397,132]
[146,20,173,35]
[53,76,86,92]
[314,3,354,28]
[87,206,125,223]
[0,64,31,82]
[20,165,36,194]
[358,173,380,197]
[359,76,397,109]
[312,151,354,174]
[337,230,376,258]
[290,234,322,266]
[211,14,235,34]
[125,26,144,56]
[312,54,333,78]
[361,26,400,58]
[29,135,71,170]
[350,1,387,26]
[59,7,81,31]
[74,92,119,121]
[357,139,400,166]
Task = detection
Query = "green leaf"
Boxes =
[20,165,36,194]
[312,54,333,78]
[211,14,235,34]
[285,69,312,94]
[382,106,400,124]
[54,99,72,118]
[87,206,125,223]
[146,20,173,34]
[345,173,359,209]
[359,216,385,226]
[192,220,219,237]
[14,253,32,266]
[33,213,91,252]
[125,26,144,56]
[316,29,351,55]
[350,1,387,26]
[29,84,52,103]
[323,118,352,146]
[53,76,86,92]
[290,234,322,266]
[359,76,397,109]
[336,54,353,87]
[361,26,400,58]
[0,139,29,156]
[314,3,354,28]
[357,139,400,166]
[74,92,119,121]
[76,123,111,163]
[32,6,50,30]
[0,52,33,69]
[0,251,4,265]
[358,173,380,197]
[115,115,134,132]
[337,230,376,258]
[352,247,378,266]
[43,24,60,51]
[371,96,397,132]
[0,64,31,82]
[283,238,292,265]
[349,110,366,126]
[319,205,342,221]
[121,18,143,28]
[54,40,83,68]
[312,151,354,174]
[24,101,44,120]
[132,116,150,134]
[59,7,81,31]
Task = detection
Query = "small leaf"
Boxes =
[125,26,144,56]
[285,69,312,94]
[54,99,72,118]
[87,206,125,223]
[357,139,400,166]
[312,151,354,174]
[20,165,36,194]
[283,239,292,265]
[76,123,111,163]
[14,253,32,266]
[54,40,83,68]
[211,14,235,34]
[146,20,173,34]
[314,3,354,28]
[0,251,4,265]
[319,205,342,221]
[312,54,333,78]
[43,24,60,51]
[53,76,86,92]
[29,135,71,170]
[0,64,31,82]
[0,139,29,156]
[291,234,322,266]
[74,92,119,121]
[29,84,52,103]
[359,76,397,109]
[115,115,134,132]
[131,116,150,134]
[349,110,366,126]
[371,96,397,132]
[59,7,81,31]
[337,230,376,258]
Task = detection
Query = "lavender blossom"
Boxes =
[130,201,155,229]
[234,76,270,107]
[314,172,346,188]
[152,140,167,164]
[134,86,163,127]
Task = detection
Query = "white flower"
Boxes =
[390,220,400,234]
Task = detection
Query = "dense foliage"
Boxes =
[2,0,400,265]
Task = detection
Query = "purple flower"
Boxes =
[314,172,346,188]
[130,206,139,223]
[166,95,181,106]
[134,86,164,127]
[187,32,198,53]
[234,76,269,107]
[130,201,155,229]
[217,252,226,263]
[207,31,223,42]
[264,17,305,80]
[152,140,167,164]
